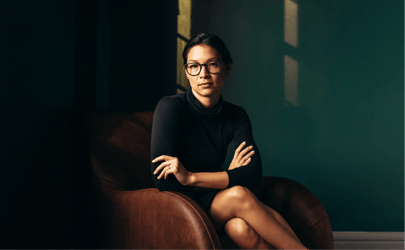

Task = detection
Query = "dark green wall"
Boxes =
[193,0,404,232]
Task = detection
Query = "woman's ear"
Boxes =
[225,63,231,76]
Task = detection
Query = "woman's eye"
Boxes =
[209,63,219,67]
[189,64,198,69]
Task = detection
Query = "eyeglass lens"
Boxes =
[186,61,221,76]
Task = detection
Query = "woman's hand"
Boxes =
[228,141,255,170]
[152,155,192,186]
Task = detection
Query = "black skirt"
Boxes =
[182,189,221,214]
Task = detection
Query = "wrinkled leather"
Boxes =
[96,186,221,249]
[88,111,334,249]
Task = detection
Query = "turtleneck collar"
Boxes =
[185,88,225,118]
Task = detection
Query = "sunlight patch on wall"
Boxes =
[284,0,298,48]
[177,0,191,94]
[284,0,299,106]
[284,55,298,105]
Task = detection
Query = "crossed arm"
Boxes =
[151,97,262,192]
[152,141,256,190]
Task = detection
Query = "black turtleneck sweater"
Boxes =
[151,89,262,211]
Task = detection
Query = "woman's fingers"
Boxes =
[157,168,166,179]
[152,155,176,175]
[153,155,188,182]
[163,167,173,179]
[241,149,255,162]
[236,145,254,162]
[151,156,162,163]
[153,161,172,175]
[233,141,246,158]
[236,144,255,166]
[241,145,253,156]
[152,155,172,163]
[234,142,248,161]
[229,142,255,170]
[242,157,252,166]
[153,162,168,175]
[157,166,171,179]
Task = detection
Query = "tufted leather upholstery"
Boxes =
[88,112,334,249]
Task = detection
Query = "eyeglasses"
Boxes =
[184,60,225,76]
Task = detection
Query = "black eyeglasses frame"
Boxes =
[183,60,225,76]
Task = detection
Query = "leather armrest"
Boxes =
[252,176,334,249]
[96,186,221,249]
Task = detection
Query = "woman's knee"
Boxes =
[225,185,256,210]
[224,217,259,243]
[208,185,257,227]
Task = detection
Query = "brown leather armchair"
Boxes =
[88,111,334,249]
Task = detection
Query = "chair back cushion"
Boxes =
[89,112,155,190]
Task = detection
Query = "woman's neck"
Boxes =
[191,89,220,110]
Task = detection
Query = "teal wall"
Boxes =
[192,0,404,232]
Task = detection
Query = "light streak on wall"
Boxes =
[177,0,191,94]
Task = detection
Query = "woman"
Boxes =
[151,33,308,250]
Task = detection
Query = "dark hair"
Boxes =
[182,33,233,65]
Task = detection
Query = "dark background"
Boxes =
[0,0,403,248]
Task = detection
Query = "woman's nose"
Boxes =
[199,65,210,77]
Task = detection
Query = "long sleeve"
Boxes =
[225,107,262,189]
[151,97,193,192]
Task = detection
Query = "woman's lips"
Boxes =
[199,83,213,86]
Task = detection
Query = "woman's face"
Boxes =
[184,44,230,100]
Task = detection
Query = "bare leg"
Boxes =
[223,204,301,249]
[208,186,308,250]
[224,217,274,249]
[261,203,301,243]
